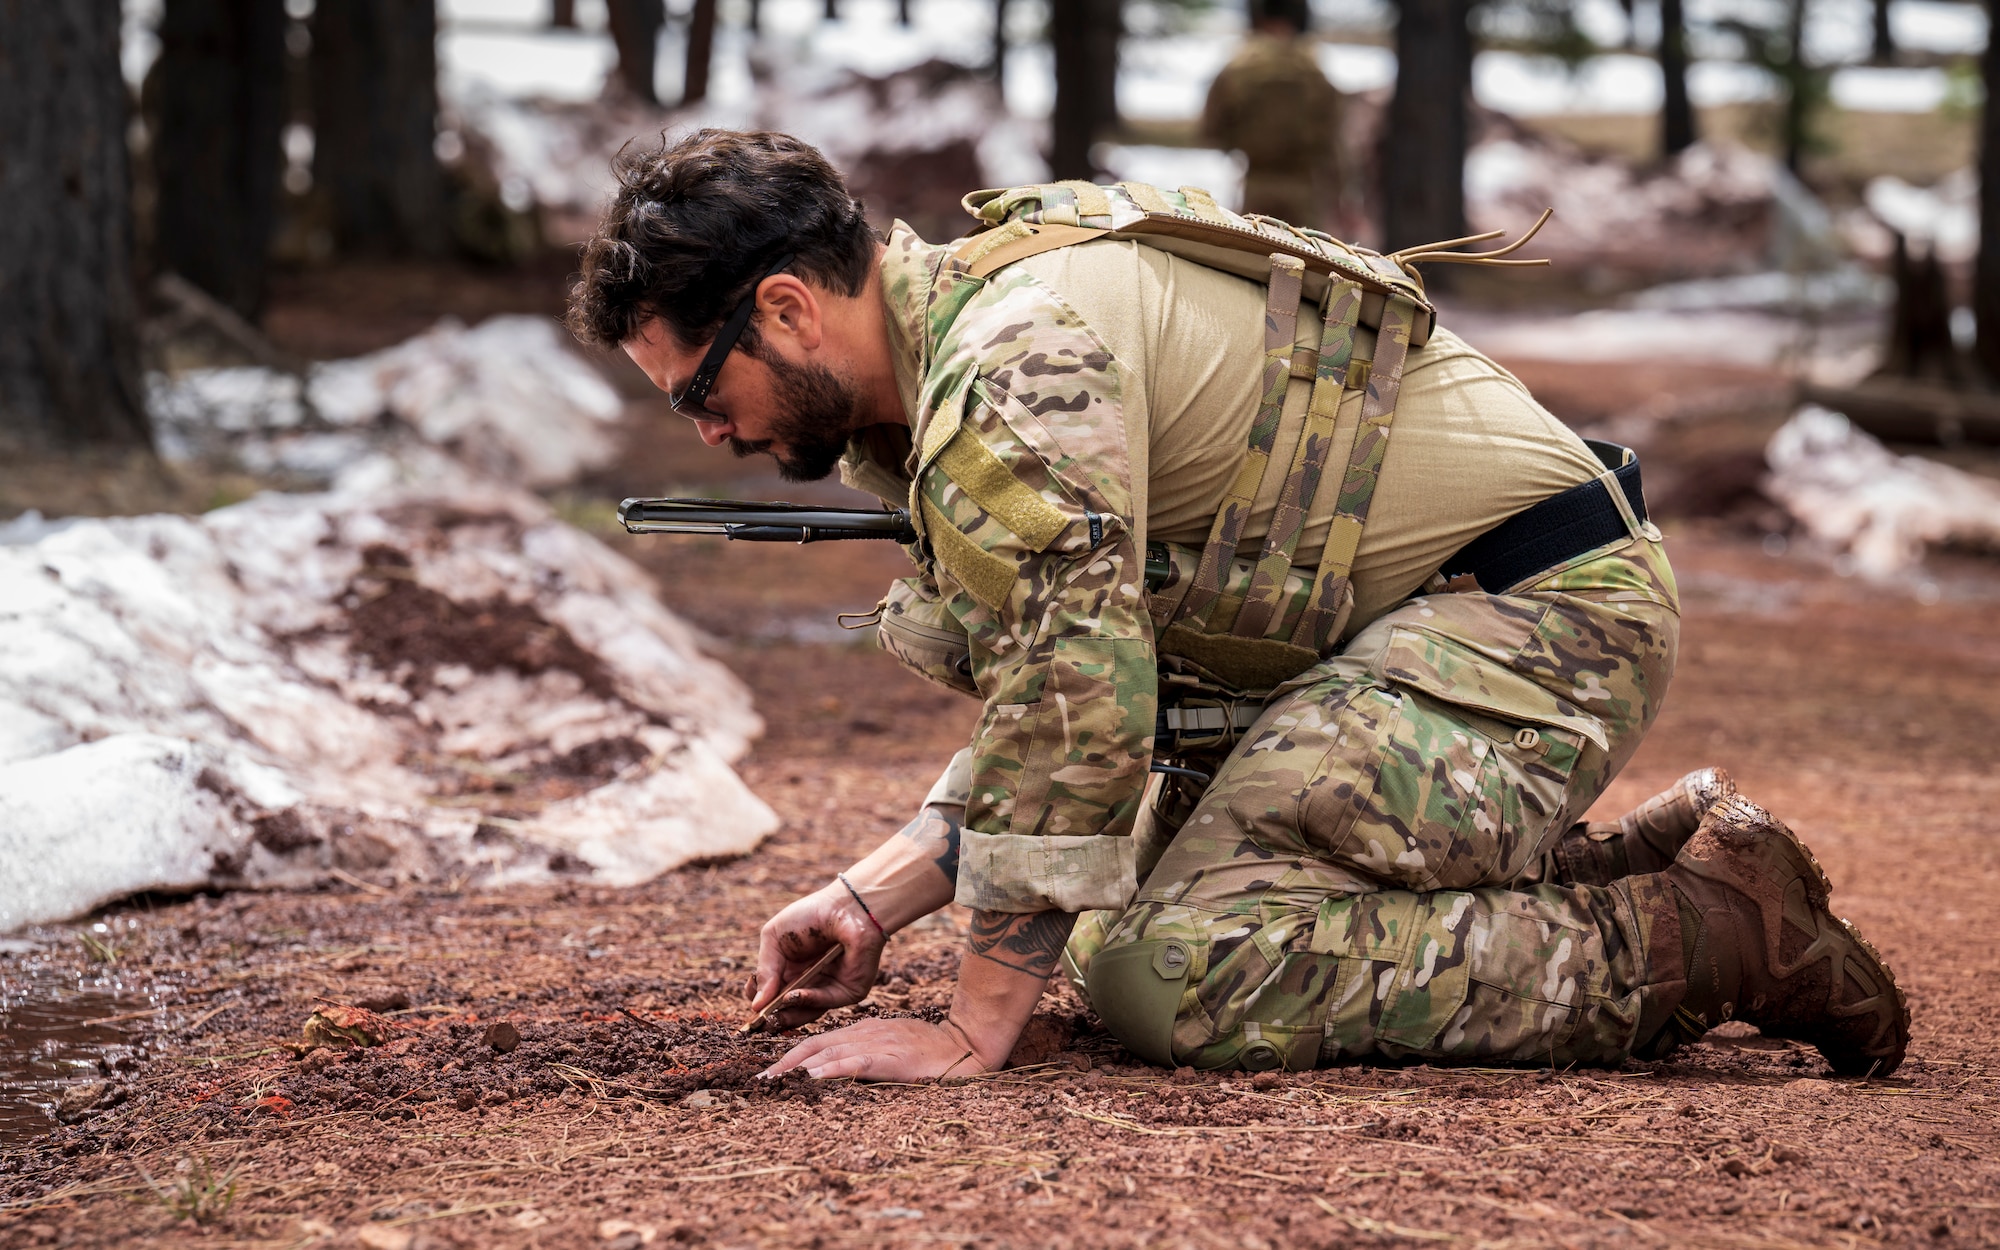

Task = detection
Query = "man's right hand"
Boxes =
[748,883,886,1031]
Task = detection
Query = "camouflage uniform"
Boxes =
[1066,536,1684,1070]
[1201,31,1342,229]
[853,217,1686,1070]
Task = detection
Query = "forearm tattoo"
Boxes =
[966,909,1078,978]
[897,804,962,884]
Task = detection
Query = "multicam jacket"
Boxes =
[843,226,1157,916]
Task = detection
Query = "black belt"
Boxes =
[1439,440,1647,594]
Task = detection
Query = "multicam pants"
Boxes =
[1064,533,1686,1070]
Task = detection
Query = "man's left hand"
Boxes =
[760,1017,987,1083]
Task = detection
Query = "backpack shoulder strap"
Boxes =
[954,180,1441,348]
[952,221,1109,280]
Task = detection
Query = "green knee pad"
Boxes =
[1085,938,1191,1067]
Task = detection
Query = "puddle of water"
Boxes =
[0,950,155,1147]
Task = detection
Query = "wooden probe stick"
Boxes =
[739,947,843,1035]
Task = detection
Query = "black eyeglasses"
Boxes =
[669,252,797,420]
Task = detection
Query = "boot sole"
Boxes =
[1830,920,1912,1078]
[1689,796,1912,1077]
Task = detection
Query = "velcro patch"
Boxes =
[922,497,1018,610]
[935,431,1069,552]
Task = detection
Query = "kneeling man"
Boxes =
[566,130,1908,1081]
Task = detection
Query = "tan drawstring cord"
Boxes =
[1388,207,1557,270]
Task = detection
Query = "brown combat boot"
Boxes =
[1553,767,1736,886]
[1642,794,1909,1076]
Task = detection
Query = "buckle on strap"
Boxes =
[1155,698,1264,752]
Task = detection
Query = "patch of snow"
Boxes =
[1315,42,1395,94]
[1466,138,1786,279]
[1450,307,1791,366]
[1765,405,2000,579]
[0,481,775,931]
[800,0,995,80]
[0,511,81,548]
[0,737,301,934]
[1470,52,1782,116]
[1830,66,1951,113]
[458,51,1045,239]
[440,27,620,104]
[1448,305,1880,384]
[441,0,601,28]
[150,316,623,490]
[1864,169,1980,264]
[120,0,162,89]
[1120,34,1234,121]
[1625,268,1890,314]
[1887,0,1989,54]
[1003,42,1054,120]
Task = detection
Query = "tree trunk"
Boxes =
[1880,233,1964,383]
[897,0,912,25]
[0,0,151,452]
[1050,0,1120,180]
[1658,0,1696,157]
[825,0,839,20]
[683,0,717,105]
[1379,0,1470,256]
[310,0,447,257]
[152,0,288,320]
[1781,0,1808,173]
[748,0,762,36]
[992,0,1009,80]
[1871,0,1894,63]
[1977,0,1999,385]
[605,0,665,105]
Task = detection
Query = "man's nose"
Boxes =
[693,417,732,447]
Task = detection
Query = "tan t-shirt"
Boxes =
[1009,239,1604,627]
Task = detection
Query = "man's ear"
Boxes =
[756,275,823,351]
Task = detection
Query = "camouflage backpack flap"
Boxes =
[955,180,1436,349]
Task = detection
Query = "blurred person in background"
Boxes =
[1201,0,1343,231]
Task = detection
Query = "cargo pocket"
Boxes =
[1312,891,1474,1061]
[877,576,977,696]
[1341,627,1608,891]
[1181,916,1327,1071]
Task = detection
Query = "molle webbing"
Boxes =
[1174,253,1304,627]
[1289,292,1418,654]
[1161,278,1415,673]
[1228,278,1364,640]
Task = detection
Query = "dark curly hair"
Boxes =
[565,129,878,350]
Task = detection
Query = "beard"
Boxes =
[727,351,860,483]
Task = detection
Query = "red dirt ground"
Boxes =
[2,301,1997,1248]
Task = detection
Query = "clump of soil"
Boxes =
[342,543,617,700]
